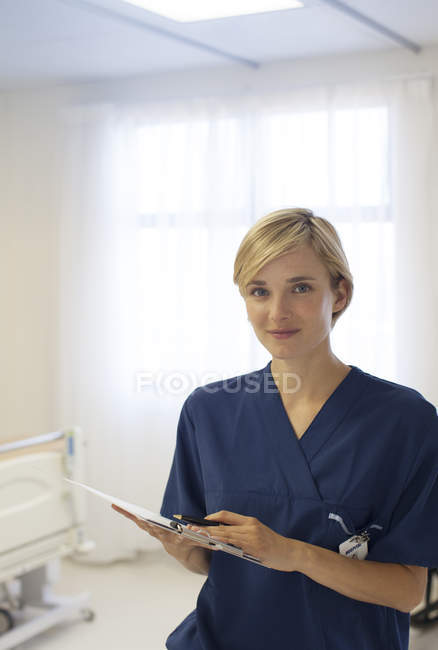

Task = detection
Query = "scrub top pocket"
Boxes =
[325,504,385,553]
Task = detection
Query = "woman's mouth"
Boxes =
[267,330,300,339]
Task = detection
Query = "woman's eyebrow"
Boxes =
[246,275,316,287]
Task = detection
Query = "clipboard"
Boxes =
[65,478,263,565]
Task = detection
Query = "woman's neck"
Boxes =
[270,355,351,404]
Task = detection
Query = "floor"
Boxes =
[6,550,438,650]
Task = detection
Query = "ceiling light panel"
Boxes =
[122,0,304,23]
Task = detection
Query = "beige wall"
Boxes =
[0,92,69,438]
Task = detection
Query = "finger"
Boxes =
[209,526,252,548]
[187,525,212,537]
[137,520,156,533]
[204,510,249,525]
[184,525,221,550]
[210,529,237,544]
[112,506,156,536]
[140,522,173,539]
[112,504,138,523]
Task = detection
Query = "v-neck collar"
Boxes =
[257,359,365,464]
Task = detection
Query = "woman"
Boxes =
[114,208,438,650]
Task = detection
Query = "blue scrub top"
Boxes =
[160,361,438,650]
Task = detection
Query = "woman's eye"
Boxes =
[251,288,267,297]
[293,284,311,294]
[250,284,311,297]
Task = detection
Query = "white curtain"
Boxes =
[55,78,438,562]
[389,79,438,402]
[56,106,142,561]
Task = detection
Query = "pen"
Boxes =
[173,514,229,527]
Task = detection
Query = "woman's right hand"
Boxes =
[111,504,214,561]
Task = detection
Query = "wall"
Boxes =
[0,90,73,438]
[65,43,438,105]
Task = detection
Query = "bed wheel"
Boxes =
[0,608,14,635]
[81,607,95,622]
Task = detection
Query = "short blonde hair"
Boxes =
[233,208,353,328]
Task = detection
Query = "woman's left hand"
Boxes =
[189,510,301,572]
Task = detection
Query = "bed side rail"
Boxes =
[0,431,65,455]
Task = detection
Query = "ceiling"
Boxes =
[1,0,438,91]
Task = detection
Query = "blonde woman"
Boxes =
[115,209,437,650]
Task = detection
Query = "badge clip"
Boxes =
[339,531,369,560]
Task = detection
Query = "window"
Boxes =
[135,104,394,385]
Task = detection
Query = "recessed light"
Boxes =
[122,0,304,23]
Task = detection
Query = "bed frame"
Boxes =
[0,429,94,648]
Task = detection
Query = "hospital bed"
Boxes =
[0,429,94,649]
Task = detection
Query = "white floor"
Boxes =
[11,550,205,650]
[6,551,438,650]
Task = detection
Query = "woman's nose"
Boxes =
[269,295,291,321]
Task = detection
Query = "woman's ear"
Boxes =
[333,278,348,313]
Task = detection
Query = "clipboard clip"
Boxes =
[170,521,263,565]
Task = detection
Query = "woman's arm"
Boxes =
[178,546,212,576]
[200,510,427,612]
[112,505,212,576]
[297,541,427,613]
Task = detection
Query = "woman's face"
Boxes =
[244,245,348,361]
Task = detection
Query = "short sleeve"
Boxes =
[367,415,438,567]
[160,394,206,520]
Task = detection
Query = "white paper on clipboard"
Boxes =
[64,478,263,565]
